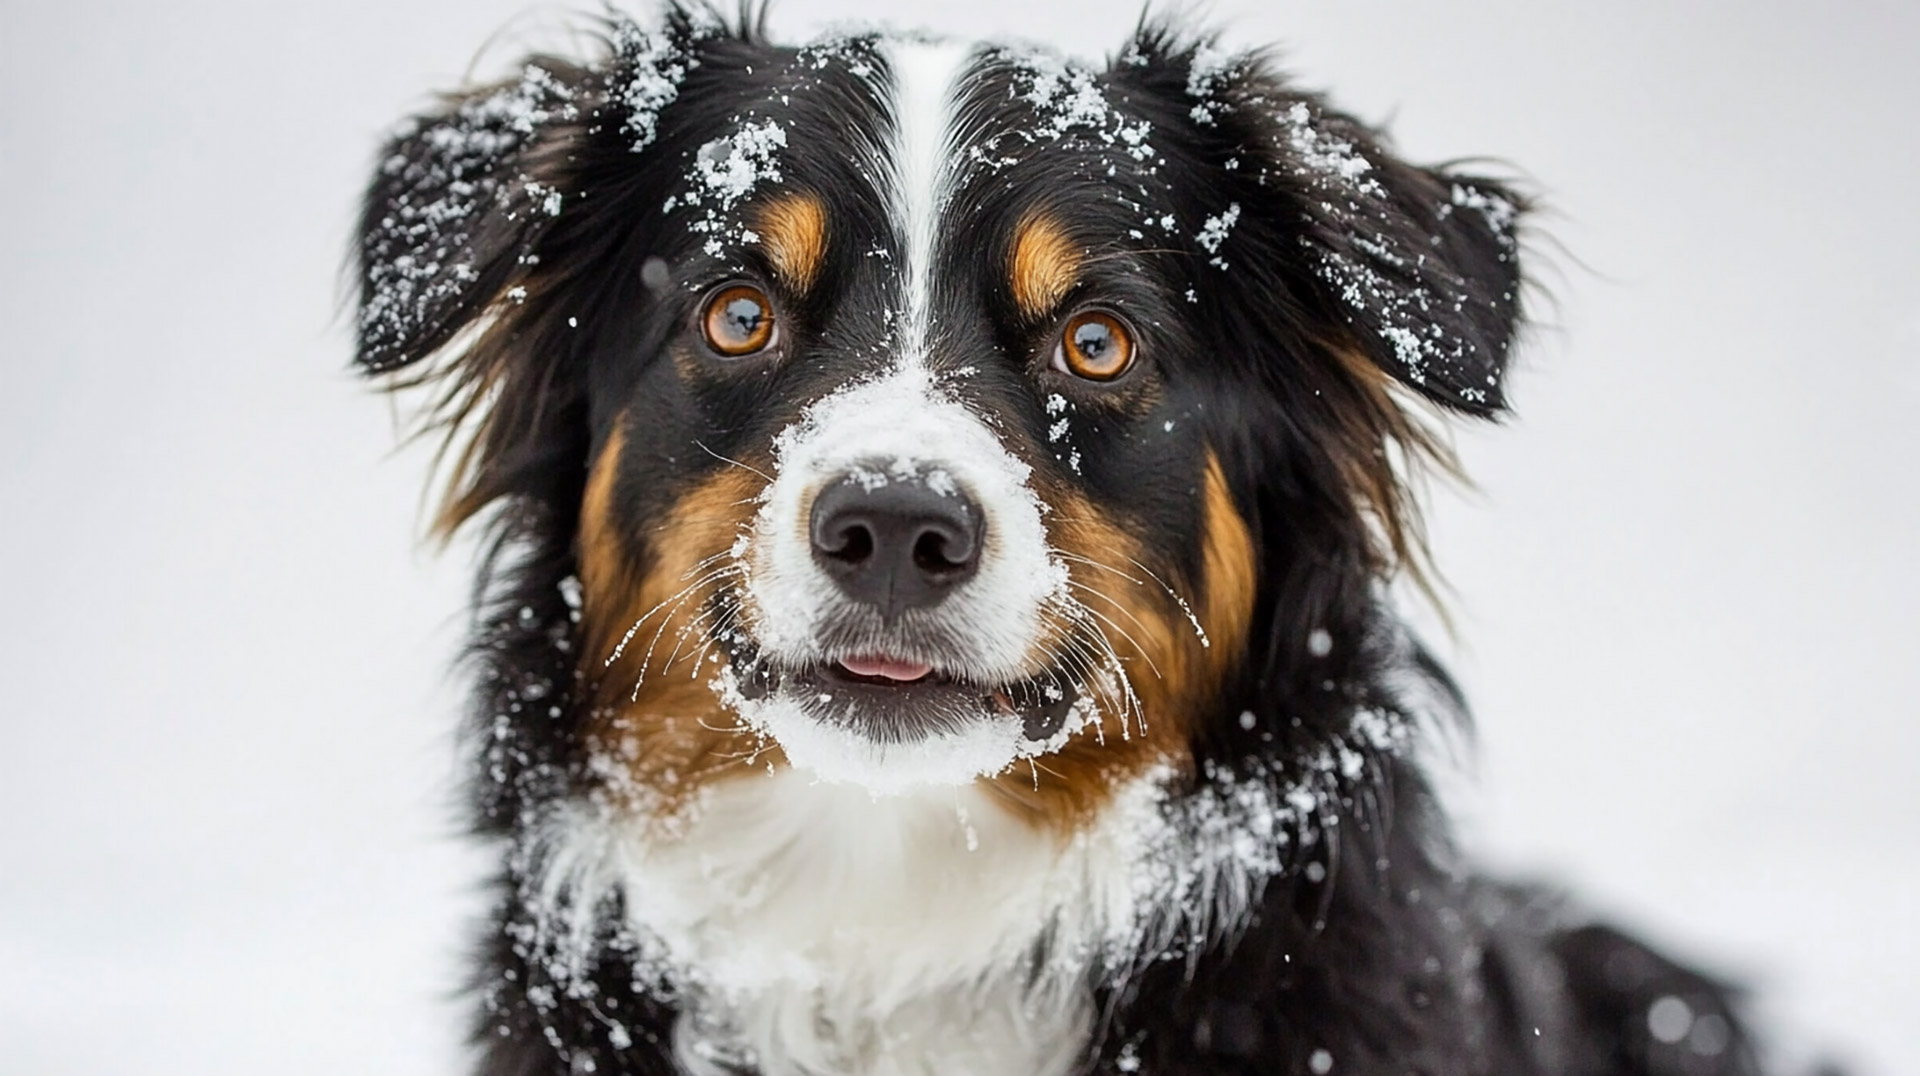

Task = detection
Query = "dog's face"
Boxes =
[358,16,1522,825]
[578,37,1268,806]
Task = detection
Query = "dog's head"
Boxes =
[357,10,1523,823]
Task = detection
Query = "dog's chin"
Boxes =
[720,637,1085,794]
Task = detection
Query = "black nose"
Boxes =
[809,473,983,620]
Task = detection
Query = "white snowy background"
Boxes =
[2,0,1914,1071]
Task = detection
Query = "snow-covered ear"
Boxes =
[1163,38,1528,416]
[354,60,591,373]
[1271,100,1526,415]
[353,17,711,539]
[353,16,705,374]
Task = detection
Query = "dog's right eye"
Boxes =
[701,284,778,357]
[1053,310,1135,382]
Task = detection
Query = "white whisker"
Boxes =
[606,563,744,667]
[1124,555,1209,648]
[692,439,772,482]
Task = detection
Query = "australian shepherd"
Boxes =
[354,6,1771,1074]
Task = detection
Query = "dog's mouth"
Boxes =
[833,654,937,684]
[726,636,1080,743]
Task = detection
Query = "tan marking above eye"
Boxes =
[701,284,777,357]
[755,193,828,293]
[1054,310,1135,381]
[1010,212,1082,320]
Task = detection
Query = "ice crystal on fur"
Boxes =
[1446,182,1520,247]
[670,120,789,256]
[1007,49,1156,163]
[1316,245,1459,388]
[1197,201,1242,268]
[612,17,701,153]
[1279,101,1381,194]
[1183,44,1237,126]
[1195,202,1241,254]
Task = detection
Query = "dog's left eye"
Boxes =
[701,283,778,357]
[1052,311,1136,382]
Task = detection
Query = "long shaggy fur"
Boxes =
[354,7,1778,1075]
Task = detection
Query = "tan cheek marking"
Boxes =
[984,452,1258,829]
[577,425,773,816]
[1010,212,1083,321]
[983,485,1202,827]
[755,193,828,293]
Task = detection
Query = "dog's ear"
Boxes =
[354,61,588,373]
[1153,41,1528,416]
[1270,101,1526,415]
[353,16,714,538]
[353,17,704,374]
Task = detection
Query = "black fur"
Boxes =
[356,8,1771,1075]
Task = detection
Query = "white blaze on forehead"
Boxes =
[875,38,975,361]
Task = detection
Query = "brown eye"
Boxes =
[1053,310,1135,381]
[701,284,777,357]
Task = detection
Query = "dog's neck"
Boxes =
[525,762,1293,1076]
[544,773,1130,1075]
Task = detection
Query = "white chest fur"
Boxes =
[536,770,1163,1076]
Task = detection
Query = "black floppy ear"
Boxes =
[354,60,590,372]
[1282,103,1525,415]
[1200,53,1528,415]
[353,15,705,373]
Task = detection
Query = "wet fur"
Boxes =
[355,6,1770,1075]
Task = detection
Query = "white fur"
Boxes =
[525,758,1305,1073]
[534,770,1183,1076]
[875,38,973,362]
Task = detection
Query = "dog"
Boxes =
[354,6,1772,1074]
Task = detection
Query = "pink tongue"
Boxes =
[838,655,934,682]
